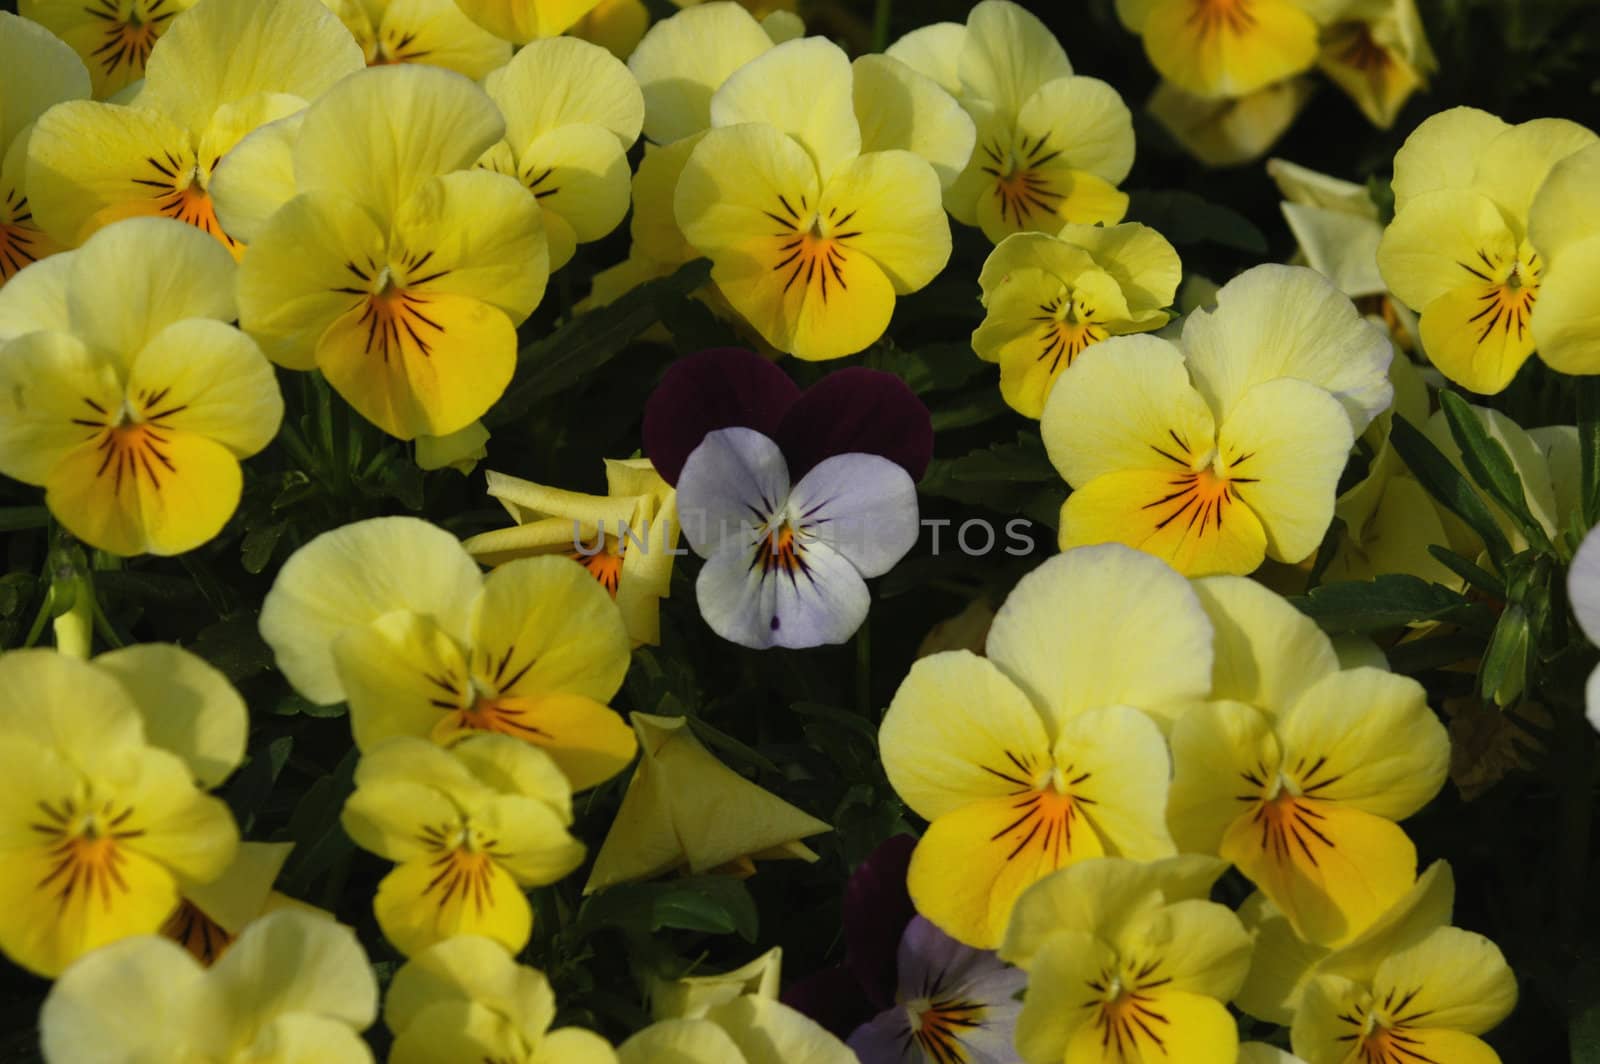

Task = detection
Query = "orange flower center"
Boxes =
[983,750,1099,866]
[764,194,861,305]
[1458,247,1542,348]
[1141,432,1259,542]
[1032,291,1109,373]
[1085,961,1175,1056]
[331,253,454,363]
[137,152,241,257]
[30,796,144,914]
[0,188,45,282]
[432,694,552,744]
[571,538,625,596]
[755,522,806,577]
[908,998,986,1062]
[163,900,234,965]
[1189,0,1258,38]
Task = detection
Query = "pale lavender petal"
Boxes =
[894,917,1027,1064]
[675,427,790,557]
[695,537,868,650]
[789,453,919,579]
[1571,523,1600,646]
[848,1006,919,1064]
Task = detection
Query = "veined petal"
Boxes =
[0,11,90,150]
[1062,990,1237,1064]
[1011,930,1106,1063]
[710,38,861,185]
[786,452,918,578]
[502,124,629,269]
[1370,926,1517,1035]
[851,54,976,190]
[375,854,533,957]
[1142,0,1319,98]
[485,36,643,149]
[207,110,304,245]
[332,609,475,750]
[342,782,465,865]
[696,534,870,650]
[95,643,247,789]
[0,329,123,485]
[452,0,601,44]
[136,0,363,133]
[1168,700,1282,853]
[1389,106,1509,211]
[101,744,238,883]
[1018,75,1134,186]
[880,651,1054,823]
[816,148,950,295]
[675,426,790,557]
[985,544,1215,728]
[1040,334,1216,487]
[958,0,1072,117]
[292,65,505,222]
[1053,704,1176,860]
[1276,667,1448,821]
[126,318,282,457]
[468,793,585,885]
[1116,897,1253,1001]
[1191,575,1340,712]
[259,516,482,706]
[975,162,1128,244]
[1181,264,1393,433]
[1216,377,1354,564]
[627,2,773,145]
[1377,188,1517,312]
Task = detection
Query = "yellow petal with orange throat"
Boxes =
[374,852,534,957]
[1141,0,1320,99]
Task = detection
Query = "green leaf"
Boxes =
[1426,544,1507,598]
[189,614,274,682]
[860,341,986,395]
[578,876,759,942]
[1389,414,1514,567]
[1125,190,1268,254]
[279,746,359,898]
[1480,604,1530,707]
[488,259,712,426]
[240,521,288,575]
[1290,574,1488,633]
[1438,390,1551,552]
[919,433,1059,512]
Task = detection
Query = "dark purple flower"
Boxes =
[643,349,933,486]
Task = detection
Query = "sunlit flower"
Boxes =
[19,0,196,99]
[342,734,584,956]
[973,222,1182,417]
[1148,76,1314,168]
[386,935,616,1063]
[999,856,1249,1064]
[40,909,377,1063]
[847,916,1026,1064]
[1317,0,1437,129]
[476,37,642,270]
[570,0,650,59]
[0,12,89,285]
[1376,107,1598,393]
[643,349,932,647]
[674,37,955,359]
[628,1,788,147]
[321,0,511,75]
[0,218,282,556]
[1292,924,1516,1064]
[161,840,296,965]
[618,998,856,1064]
[451,0,601,44]
[889,0,1136,241]
[261,516,635,790]
[1115,0,1326,99]
[1268,157,1389,302]
[0,648,240,976]
[465,459,678,646]
[1523,142,1600,376]
[221,64,548,440]
[585,712,830,892]
[1169,576,1450,946]
[26,0,365,256]
[1043,265,1389,576]
[880,546,1214,948]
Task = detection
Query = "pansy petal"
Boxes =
[1054,704,1176,860]
[1530,236,1600,376]
[0,251,75,341]
[814,148,951,294]
[1389,106,1510,210]
[1191,575,1341,711]
[642,348,801,486]
[1019,75,1135,186]
[486,36,643,148]
[958,0,1072,116]
[331,609,473,750]
[1371,926,1517,1035]
[852,54,976,189]
[94,644,247,788]
[885,22,965,95]
[627,3,773,145]
[511,124,630,268]
[207,111,304,246]
[697,535,868,650]
[375,855,533,957]
[706,992,858,1064]
[1011,929,1105,1063]
[1473,118,1597,234]
[1168,700,1280,855]
[39,937,213,1059]
[208,908,377,1031]
[1529,142,1600,266]
[125,318,281,457]
[1141,0,1317,98]
[786,453,918,577]
[454,0,601,44]
[675,425,790,557]
[985,544,1215,728]
[710,38,860,185]
[0,330,122,485]
[617,1018,746,1064]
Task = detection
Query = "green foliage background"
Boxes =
[3,0,1600,1060]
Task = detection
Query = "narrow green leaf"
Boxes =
[579,877,759,942]
[1290,574,1487,633]
[1426,545,1507,598]
[1389,414,1513,567]
[1438,390,1551,552]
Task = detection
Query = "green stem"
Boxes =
[872,0,892,52]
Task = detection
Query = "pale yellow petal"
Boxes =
[485,36,643,148]
[209,907,378,1032]
[125,318,283,456]
[1389,106,1510,211]
[0,329,122,485]
[710,37,860,185]
[851,54,975,190]
[958,0,1072,117]
[1532,235,1600,375]
[94,643,247,788]
[1191,575,1340,712]
[627,3,773,145]
[0,11,90,149]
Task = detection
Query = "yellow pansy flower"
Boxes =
[0,648,241,977]
[162,840,296,965]
[889,0,1136,241]
[19,0,196,99]
[880,546,1215,948]
[0,218,282,557]
[999,857,1250,1064]
[386,935,616,1063]
[1043,264,1389,576]
[478,37,644,270]
[585,712,829,892]
[973,222,1182,418]
[618,998,856,1064]
[1524,142,1600,375]
[1376,107,1598,393]
[40,909,378,1063]
[1148,77,1314,168]
[464,459,679,646]
[570,0,650,60]
[452,0,601,44]
[651,947,782,1020]
[0,12,90,285]
[1317,0,1436,129]
[321,0,511,75]
[629,1,787,147]
[1168,577,1450,947]
[221,65,548,441]
[1293,925,1516,1064]
[1116,0,1329,99]
[25,0,364,257]
[675,37,955,360]
[261,516,635,791]
[343,734,584,956]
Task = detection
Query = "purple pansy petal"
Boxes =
[896,916,1024,1006]
[643,348,803,485]
[696,536,869,650]
[1571,523,1600,646]
[844,836,917,1009]
[848,1006,919,1064]
[781,963,879,1041]
[789,453,919,579]
[675,427,790,558]
[775,368,934,481]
